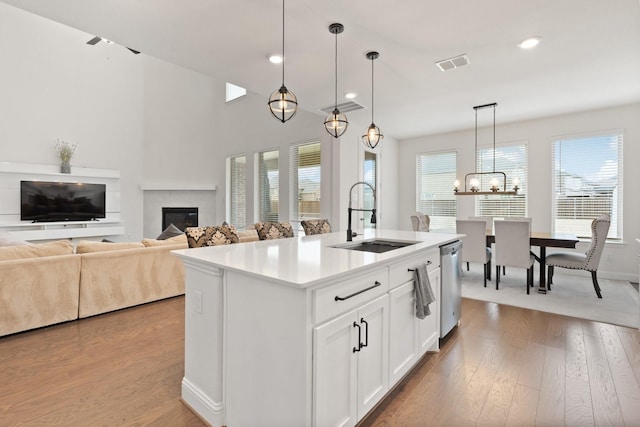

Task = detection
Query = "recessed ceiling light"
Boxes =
[345,92,357,99]
[269,55,283,64]
[518,36,542,49]
[102,38,114,44]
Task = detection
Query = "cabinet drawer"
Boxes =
[314,267,389,324]
[389,249,439,290]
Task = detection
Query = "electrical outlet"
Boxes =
[193,290,202,314]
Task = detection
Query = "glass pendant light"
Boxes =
[362,51,383,149]
[268,0,298,123]
[324,23,348,138]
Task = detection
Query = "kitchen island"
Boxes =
[172,229,461,427]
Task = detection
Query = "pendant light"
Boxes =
[324,23,348,138]
[361,51,383,149]
[454,103,519,195]
[267,0,298,123]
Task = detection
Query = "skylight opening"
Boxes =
[226,83,247,103]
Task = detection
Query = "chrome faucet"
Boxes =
[347,181,377,241]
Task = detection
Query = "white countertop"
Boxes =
[172,229,461,288]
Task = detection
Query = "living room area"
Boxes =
[1,1,640,425]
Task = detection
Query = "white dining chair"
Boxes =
[493,217,535,275]
[546,214,611,298]
[456,220,492,287]
[494,220,535,294]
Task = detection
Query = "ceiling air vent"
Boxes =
[435,54,470,71]
[320,100,365,114]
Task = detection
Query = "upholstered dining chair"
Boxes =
[494,220,535,294]
[493,217,534,276]
[301,219,332,236]
[546,213,611,298]
[410,212,430,232]
[456,220,492,287]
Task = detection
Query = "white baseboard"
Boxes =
[182,377,224,427]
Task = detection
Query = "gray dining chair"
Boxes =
[546,214,610,298]
[456,220,492,286]
[494,220,535,294]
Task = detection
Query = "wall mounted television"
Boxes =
[20,181,106,222]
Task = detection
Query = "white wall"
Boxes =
[399,103,640,280]
[0,2,144,241]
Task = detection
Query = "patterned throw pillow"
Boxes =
[185,225,239,248]
[301,219,332,236]
[254,222,294,240]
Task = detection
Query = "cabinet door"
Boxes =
[388,281,418,385]
[356,295,389,419]
[418,267,440,355]
[313,310,358,427]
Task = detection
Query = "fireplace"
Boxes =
[162,207,198,232]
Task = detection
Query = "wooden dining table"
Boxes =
[486,231,579,294]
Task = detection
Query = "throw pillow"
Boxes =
[254,222,294,240]
[301,219,332,236]
[157,223,183,240]
[185,225,239,248]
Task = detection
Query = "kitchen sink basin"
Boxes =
[330,239,420,254]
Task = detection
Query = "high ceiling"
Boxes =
[3,0,640,139]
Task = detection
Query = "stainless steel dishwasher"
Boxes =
[440,240,462,337]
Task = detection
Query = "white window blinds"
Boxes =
[552,132,622,239]
[290,141,321,228]
[416,151,457,230]
[228,155,246,229]
[257,150,279,222]
[475,142,528,218]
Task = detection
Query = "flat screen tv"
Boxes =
[20,181,106,222]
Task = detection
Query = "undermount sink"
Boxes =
[330,239,420,254]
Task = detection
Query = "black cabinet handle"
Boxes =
[335,281,382,301]
[353,321,362,353]
[360,318,369,348]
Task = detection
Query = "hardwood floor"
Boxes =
[1,296,638,426]
[360,298,640,427]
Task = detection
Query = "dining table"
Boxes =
[486,231,579,294]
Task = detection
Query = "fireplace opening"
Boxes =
[162,207,198,232]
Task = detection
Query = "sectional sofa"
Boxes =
[0,236,187,337]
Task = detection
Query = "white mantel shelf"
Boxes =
[0,161,119,178]
[141,184,217,191]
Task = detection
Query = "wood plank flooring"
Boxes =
[1,296,638,426]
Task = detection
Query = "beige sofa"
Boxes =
[0,240,80,337]
[0,235,188,337]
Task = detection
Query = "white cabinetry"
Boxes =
[388,249,440,384]
[313,294,389,427]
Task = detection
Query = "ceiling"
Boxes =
[3,0,640,140]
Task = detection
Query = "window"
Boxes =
[475,142,528,218]
[552,131,622,239]
[256,150,279,222]
[228,155,246,228]
[225,82,246,102]
[416,151,457,230]
[291,141,321,229]
[363,151,377,228]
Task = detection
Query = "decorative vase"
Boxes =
[60,160,71,174]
